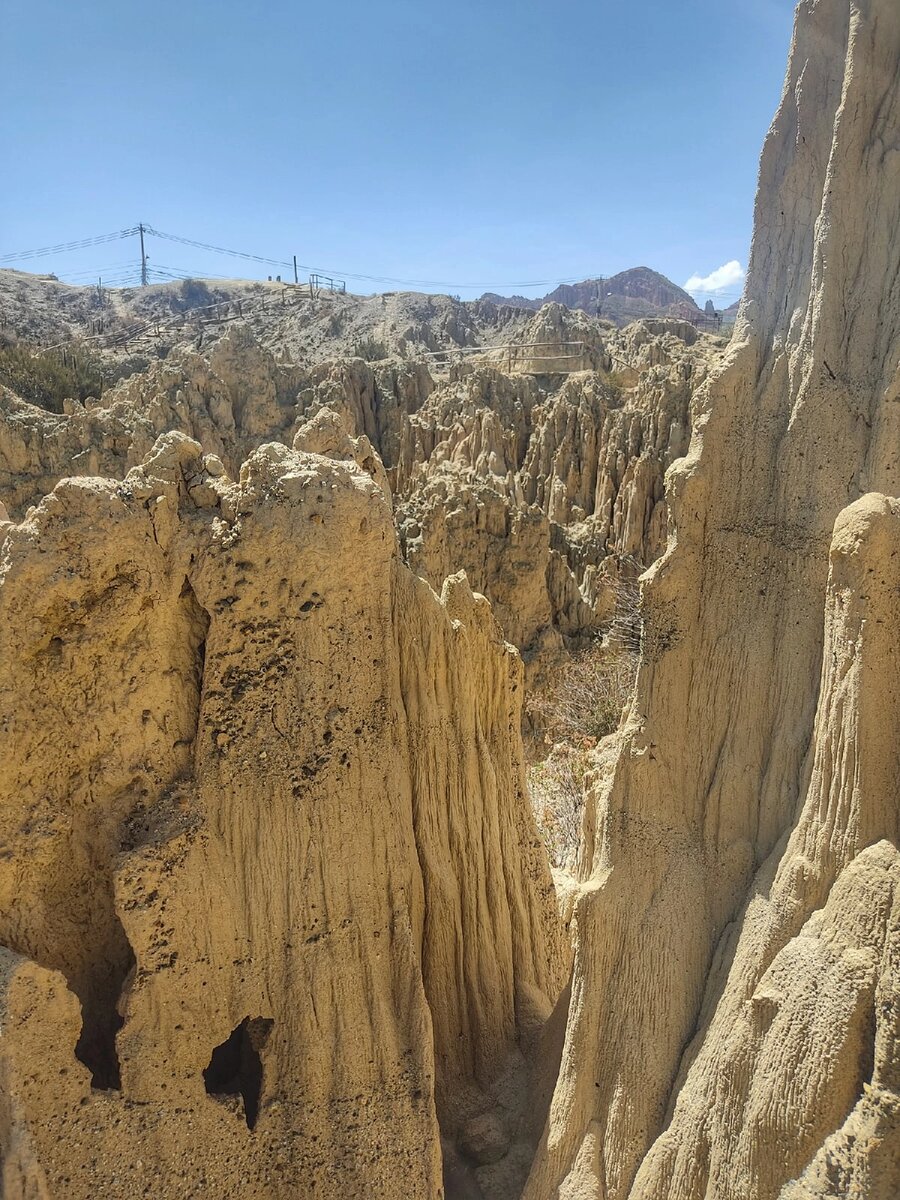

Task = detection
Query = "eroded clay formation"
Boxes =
[0,0,897,1197]
[0,303,713,695]
[525,1,900,1196]
[0,429,566,1199]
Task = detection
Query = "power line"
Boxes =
[0,219,631,292]
[145,227,290,270]
[59,260,143,282]
[148,262,240,281]
[89,274,141,287]
[142,226,592,290]
[0,228,140,262]
[3,220,744,298]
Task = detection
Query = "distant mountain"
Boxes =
[482,267,703,327]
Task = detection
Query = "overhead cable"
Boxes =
[0,228,140,262]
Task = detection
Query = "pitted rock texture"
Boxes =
[393,315,700,666]
[0,304,713,690]
[525,2,900,1197]
[1,3,898,1196]
[0,432,566,1199]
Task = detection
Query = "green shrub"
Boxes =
[352,336,389,361]
[176,278,223,311]
[0,342,146,414]
[0,342,105,413]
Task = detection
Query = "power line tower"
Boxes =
[139,223,148,286]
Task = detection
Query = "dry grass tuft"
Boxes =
[527,568,642,868]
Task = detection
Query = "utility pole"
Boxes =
[139,223,148,286]
[293,255,298,285]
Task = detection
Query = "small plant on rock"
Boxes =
[528,744,592,870]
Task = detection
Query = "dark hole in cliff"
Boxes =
[73,935,136,1090]
[203,1016,274,1129]
[179,576,211,751]
[180,576,210,669]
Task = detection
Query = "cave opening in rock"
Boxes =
[179,575,210,700]
[73,933,136,1091]
[203,1016,274,1129]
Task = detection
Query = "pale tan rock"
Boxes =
[461,1111,511,1166]
[525,2,900,1197]
[2,7,895,1196]
[0,314,710,688]
[292,406,391,499]
[393,338,705,682]
[0,433,565,1198]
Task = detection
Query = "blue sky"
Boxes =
[1,0,795,303]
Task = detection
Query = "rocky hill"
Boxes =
[0,274,719,1197]
[0,1,897,1197]
[0,274,720,702]
[481,266,703,325]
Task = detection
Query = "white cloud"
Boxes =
[684,260,745,297]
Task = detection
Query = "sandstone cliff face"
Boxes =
[2,4,895,1195]
[0,290,711,1194]
[525,2,900,1196]
[0,431,566,1199]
